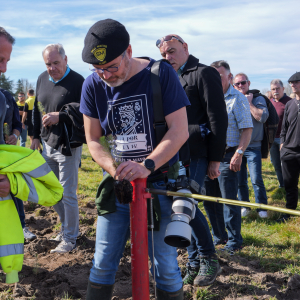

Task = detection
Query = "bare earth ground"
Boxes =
[1,202,300,300]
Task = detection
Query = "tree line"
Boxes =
[0,74,35,99]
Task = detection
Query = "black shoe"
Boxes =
[193,254,221,286]
[276,214,290,223]
[86,280,114,300]
[183,265,199,285]
[157,287,183,300]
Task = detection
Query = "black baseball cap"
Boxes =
[288,72,300,82]
[82,19,129,65]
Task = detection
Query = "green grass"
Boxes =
[77,145,103,205]
[198,158,300,274]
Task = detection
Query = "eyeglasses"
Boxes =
[18,95,24,97]
[289,80,300,86]
[156,35,183,48]
[234,80,248,87]
[89,52,125,74]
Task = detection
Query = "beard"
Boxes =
[101,56,131,87]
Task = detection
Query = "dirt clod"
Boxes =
[114,179,133,204]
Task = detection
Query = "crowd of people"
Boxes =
[1,19,300,300]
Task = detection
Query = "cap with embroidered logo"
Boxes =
[82,19,129,65]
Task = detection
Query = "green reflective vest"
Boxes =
[0,145,64,283]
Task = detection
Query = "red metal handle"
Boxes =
[130,178,150,300]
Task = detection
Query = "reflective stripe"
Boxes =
[22,174,39,203]
[25,162,51,178]
[0,194,13,201]
[0,243,24,257]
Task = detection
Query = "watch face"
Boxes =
[145,159,155,170]
[237,149,243,154]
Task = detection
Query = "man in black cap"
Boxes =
[80,19,190,300]
[278,72,300,222]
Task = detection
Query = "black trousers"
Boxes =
[281,152,300,210]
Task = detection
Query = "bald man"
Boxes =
[157,34,228,286]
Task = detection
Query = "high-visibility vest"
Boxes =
[0,144,64,283]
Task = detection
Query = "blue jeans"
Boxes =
[238,146,268,210]
[42,142,82,244]
[15,197,25,228]
[19,125,27,147]
[90,180,183,292]
[186,158,215,267]
[270,138,284,187]
[204,151,243,250]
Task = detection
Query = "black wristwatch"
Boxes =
[143,159,155,174]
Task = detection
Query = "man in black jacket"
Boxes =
[31,43,84,253]
[278,72,300,222]
[157,35,228,286]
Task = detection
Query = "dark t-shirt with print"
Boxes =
[80,58,190,166]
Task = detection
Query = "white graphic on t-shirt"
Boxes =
[107,95,153,162]
[116,103,147,152]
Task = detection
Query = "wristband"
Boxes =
[13,133,18,139]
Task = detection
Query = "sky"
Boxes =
[2,0,300,92]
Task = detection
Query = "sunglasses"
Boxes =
[156,35,183,48]
[234,80,248,87]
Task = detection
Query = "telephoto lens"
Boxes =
[164,188,198,248]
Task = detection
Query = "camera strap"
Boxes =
[150,60,191,180]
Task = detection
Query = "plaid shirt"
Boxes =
[224,84,253,147]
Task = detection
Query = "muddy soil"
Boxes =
[1,202,300,300]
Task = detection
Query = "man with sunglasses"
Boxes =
[278,72,300,223]
[157,35,227,286]
[80,20,190,300]
[31,43,85,253]
[233,73,269,218]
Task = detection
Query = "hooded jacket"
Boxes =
[0,145,63,283]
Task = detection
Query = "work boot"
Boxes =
[183,265,199,285]
[156,286,183,300]
[86,280,114,300]
[194,254,221,286]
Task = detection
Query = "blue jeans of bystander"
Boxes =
[186,158,215,267]
[19,125,27,147]
[238,146,268,210]
[204,151,243,250]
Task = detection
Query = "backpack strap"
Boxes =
[150,60,169,178]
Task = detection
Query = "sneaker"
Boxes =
[213,239,228,246]
[276,214,290,223]
[194,254,221,286]
[50,240,76,254]
[183,265,199,285]
[50,231,63,242]
[220,246,243,256]
[241,208,251,217]
[258,211,268,218]
[23,227,37,241]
